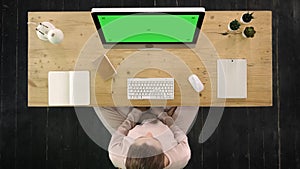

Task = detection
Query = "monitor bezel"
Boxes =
[91,7,205,48]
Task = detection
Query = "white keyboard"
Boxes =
[127,78,174,100]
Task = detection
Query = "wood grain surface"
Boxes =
[28,11,272,107]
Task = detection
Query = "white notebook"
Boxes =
[48,71,90,106]
[217,59,247,98]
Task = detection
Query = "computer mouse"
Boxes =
[188,74,204,92]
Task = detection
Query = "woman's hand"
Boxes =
[150,107,165,116]
[157,112,175,127]
[165,107,177,118]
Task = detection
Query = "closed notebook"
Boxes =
[48,71,90,106]
[217,59,247,98]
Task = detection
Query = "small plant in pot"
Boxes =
[228,19,241,31]
[242,26,256,38]
[240,12,254,24]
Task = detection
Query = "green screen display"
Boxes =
[97,14,199,43]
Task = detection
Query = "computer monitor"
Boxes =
[91,7,205,49]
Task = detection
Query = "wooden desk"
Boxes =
[28,11,272,107]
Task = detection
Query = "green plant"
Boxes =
[241,12,254,23]
[229,19,241,30]
[243,26,256,38]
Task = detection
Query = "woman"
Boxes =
[101,106,196,169]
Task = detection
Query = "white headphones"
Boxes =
[35,22,64,44]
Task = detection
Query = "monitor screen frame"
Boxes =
[91,7,205,49]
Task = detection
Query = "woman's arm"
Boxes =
[164,136,191,169]
[108,108,143,168]
[157,111,191,169]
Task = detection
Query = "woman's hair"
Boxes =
[125,142,165,169]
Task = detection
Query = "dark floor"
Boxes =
[1,0,300,169]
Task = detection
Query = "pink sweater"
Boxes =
[108,108,191,169]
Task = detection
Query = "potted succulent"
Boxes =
[228,19,241,31]
[242,26,256,38]
[240,12,254,24]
